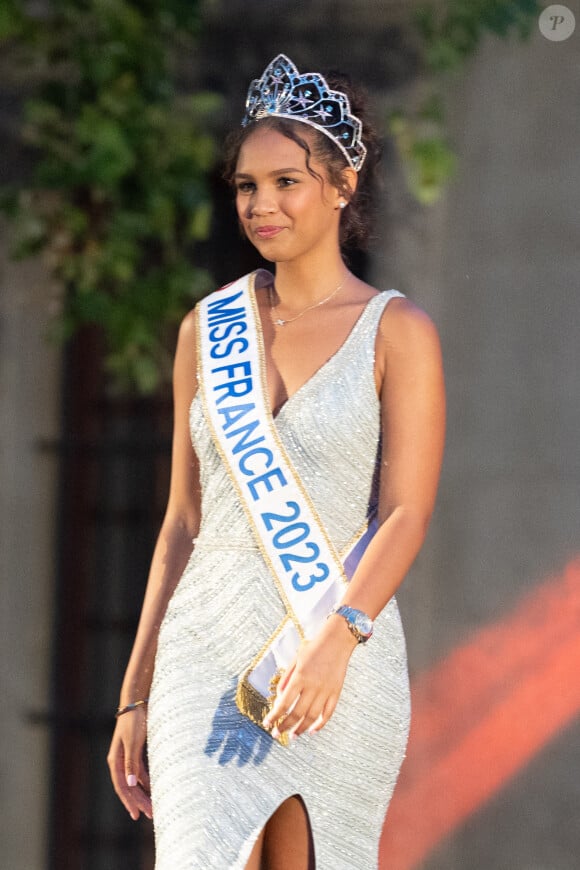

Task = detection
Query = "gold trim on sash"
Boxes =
[195,276,305,641]
[197,272,377,746]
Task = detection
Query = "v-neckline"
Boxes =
[251,281,381,422]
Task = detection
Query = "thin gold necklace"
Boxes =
[269,277,347,327]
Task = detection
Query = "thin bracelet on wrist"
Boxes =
[115,698,149,718]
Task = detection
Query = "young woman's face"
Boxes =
[234,127,344,263]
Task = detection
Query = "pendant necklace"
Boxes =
[269,276,347,327]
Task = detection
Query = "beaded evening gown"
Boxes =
[147,287,411,869]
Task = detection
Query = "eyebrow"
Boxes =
[233,167,307,179]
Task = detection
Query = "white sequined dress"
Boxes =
[148,288,411,869]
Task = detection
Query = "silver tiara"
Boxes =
[242,54,367,172]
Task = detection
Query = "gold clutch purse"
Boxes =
[235,667,290,747]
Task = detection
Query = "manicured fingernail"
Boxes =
[263,717,272,729]
[271,726,281,739]
[127,774,138,787]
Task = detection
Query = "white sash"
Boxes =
[197,271,377,741]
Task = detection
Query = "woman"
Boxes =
[108,54,445,869]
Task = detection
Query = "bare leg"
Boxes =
[244,828,266,870]
[263,795,314,870]
[244,795,314,870]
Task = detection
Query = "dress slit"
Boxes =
[241,793,315,870]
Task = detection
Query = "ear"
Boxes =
[333,166,358,208]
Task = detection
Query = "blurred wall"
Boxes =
[385,21,579,661]
[377,21,580,869]
[0,234,61,870]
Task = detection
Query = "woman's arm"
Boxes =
[107,308,202,820]
[337,296,446,616]
[265,297,445,739]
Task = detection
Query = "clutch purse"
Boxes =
[235,667,290,747]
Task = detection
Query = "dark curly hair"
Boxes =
[222,73,381,250]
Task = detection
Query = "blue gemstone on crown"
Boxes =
[241,54,367,172]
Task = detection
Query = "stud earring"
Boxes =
[339,201,347,209]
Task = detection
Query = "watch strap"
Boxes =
[332,605,374,643]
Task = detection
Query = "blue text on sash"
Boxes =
[205,289,332,592]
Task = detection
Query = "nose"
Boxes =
[248,188,278,217]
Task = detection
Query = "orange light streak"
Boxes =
[380,558,580,869]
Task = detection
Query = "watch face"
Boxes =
[355,613,373,636]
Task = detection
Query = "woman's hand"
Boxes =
[107,708,152,821]
[263,615,359,740]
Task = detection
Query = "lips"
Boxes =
[254,226,285,239]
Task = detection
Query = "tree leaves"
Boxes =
[389,0,540,203]
[0,0,220,394]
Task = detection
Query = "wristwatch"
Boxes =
[332,605,374,643]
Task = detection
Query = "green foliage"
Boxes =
[0,0,220,393]
[388,95,457,206]
[415,0,541,72]
[394,0,541,204]
[0,0,26,39]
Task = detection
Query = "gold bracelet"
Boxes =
[115,698,149,718]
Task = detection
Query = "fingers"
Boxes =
[125,751,151,794]
[139,761,151,795]
[309,696,338,734]
[107,729,153,821]
[291,693,339,737]
[277,661,296,693]
[265,680,335,740]
[262,634,350,741]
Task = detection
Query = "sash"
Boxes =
[197,271,376,744]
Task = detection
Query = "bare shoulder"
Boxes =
[378,295,441,355]
[173,306,199,390]
[178,306,198,343]
[374,295,443,390]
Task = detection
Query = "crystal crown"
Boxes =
[242,54,367,172]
